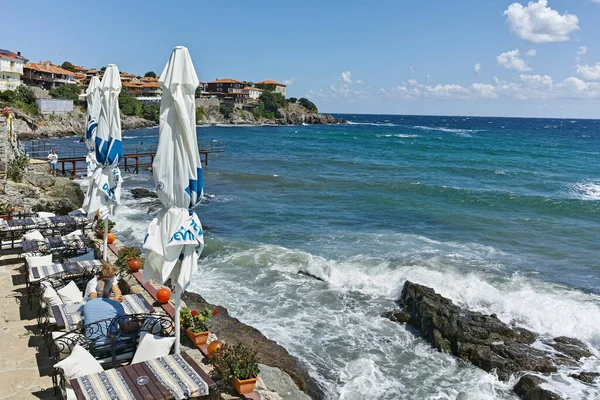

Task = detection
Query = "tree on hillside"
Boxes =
[50,84,80,101]
[144,71,156,78]
[15,85,36,105]
[61,61,76,72]
[298,97,318,113]
[288,97,297,104]
[100,66,107,72]
[260,91,286,114]
[141,103,160,122]
[119,89,142,117]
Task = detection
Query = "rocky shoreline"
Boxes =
[385,281,599,399]
[12,101,345,140]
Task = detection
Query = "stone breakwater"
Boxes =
[385,281,599,400]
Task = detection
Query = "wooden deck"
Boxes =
[42,149,224,177]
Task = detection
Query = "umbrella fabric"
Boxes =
[83,65,123,219]
[85,76,101,176]
[142,46,204,294]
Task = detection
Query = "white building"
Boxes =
[0,49,26,91]
[243,86,262,100]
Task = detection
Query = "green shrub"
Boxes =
[196,107,205,121]
[259,91,285,114]
[49,84,80,101]
[141,103,160,122]
[144,71,156,78]
[0,90,16,103]
[7,154,29,183]
[288,97,297,104]
[119,92,142,117]
[219,104,233,119]
[15,85,36,105]
[298,98,318,113]
[251,103,274,120]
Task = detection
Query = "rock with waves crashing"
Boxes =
[130,188,158,199]
[182,291,325,400]
[514,375,561,400]
[389,281,596,399]
[297,270,325,282]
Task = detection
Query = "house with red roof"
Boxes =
[22,61,76,90]
[0,49,27,91]
[255,79,286,97]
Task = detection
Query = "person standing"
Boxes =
[46,149,58,176]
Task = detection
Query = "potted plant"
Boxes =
[96,219,116,239]
[0,202,14,220]
[210,342,260,395]
[180,307,217,346]
[117,246,144,272]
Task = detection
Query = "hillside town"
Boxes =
[0,48,293,114]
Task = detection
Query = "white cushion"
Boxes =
[65,229,82,237]
[23,230,44,241]
[57,281,83,304]
[26,254,52,268]
[37,212,56,218]
[51,331,84,354]
[131,332,175,364]
[42,283,63,308]
[54,345,103,380]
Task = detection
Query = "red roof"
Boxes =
[25,62,75,76]
[208,78,244,84]
[0,51,23,62]
[256,79,286,87]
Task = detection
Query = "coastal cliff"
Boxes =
[11,100,344,140]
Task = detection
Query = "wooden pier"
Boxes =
[41,149,224,177]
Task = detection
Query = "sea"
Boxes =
[33,114,600,399]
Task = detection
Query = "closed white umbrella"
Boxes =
[82,64,123,261]
[142,46,204,353]
[85,76,101,177]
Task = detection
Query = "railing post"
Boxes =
[135,156,139,174]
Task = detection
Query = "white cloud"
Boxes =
[525,49,537,56]
[340,71,353,84]
[355,80,364,85]
[504,0,579,43]
[593,0,600,4]
[577,46,588,57]
[497,49,532,72]
[283,78,295,85]
[409,66,415,74]
[474,63,481,76]
[575,63,600,80]
[470,83,498,99]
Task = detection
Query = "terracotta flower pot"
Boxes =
[128,258,142,272]
[232,377,258,395]
[184,328,209,346]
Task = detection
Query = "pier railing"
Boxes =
[26,140,225,177]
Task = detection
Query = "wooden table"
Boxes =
[52,293,155,331]
[71,352,216,400]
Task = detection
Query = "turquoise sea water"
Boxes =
[41,114,600,399]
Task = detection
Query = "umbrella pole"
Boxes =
[174,286,181,354]
[103,217,108,262]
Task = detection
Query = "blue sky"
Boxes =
[4,0,600,118]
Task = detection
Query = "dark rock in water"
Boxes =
[130,188,158,199]
[546,336,593,360]
[570,372,600,384]
[394,281,594,398]
[297,270,324,282]
[514,375,562,400]
[383,310,411,324]
[182,291,325,400]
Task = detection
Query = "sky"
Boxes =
[4,0,600,118]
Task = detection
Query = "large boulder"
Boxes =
[182,292,325,400]
[130,188,157,199]
[24,172,56,189]
[391,281,597,399]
